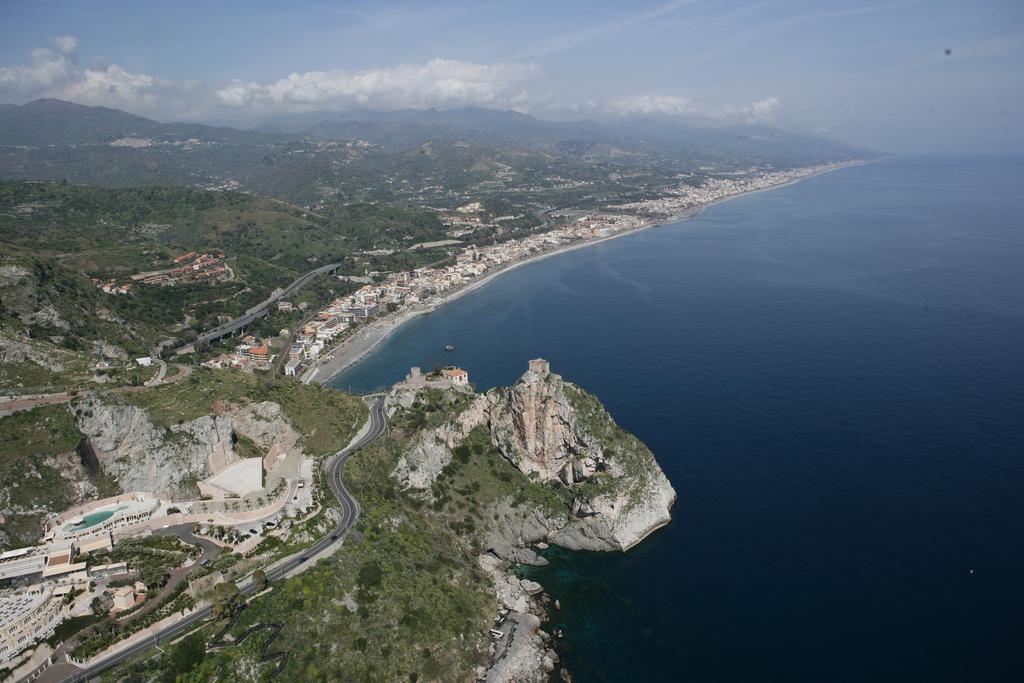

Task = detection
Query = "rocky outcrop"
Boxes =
[484,360,602,485]
[72,394,234,497]
[478,555,558,683]
[393,360,676,553]
[392,396,487,489]
[388,361,675,683]
[0,335,66,373]
[229,401,299,453]
[483,610,556,683]
[70,395,303,499]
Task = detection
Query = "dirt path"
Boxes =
[0,364,192,415]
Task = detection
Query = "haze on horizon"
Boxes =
[0,0,1021,154]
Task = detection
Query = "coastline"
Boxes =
[304,160,865,387]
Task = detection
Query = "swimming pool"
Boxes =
[63,505,126,532]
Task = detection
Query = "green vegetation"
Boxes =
[562,383,654,504]
[157,388,575,680]
[163,631,208,681]
[0,402,81,460]
[0,181,448,269]
[46,613,104,646]
[111,390,507,681]
[119,368,366,457]
[72,582,196,661]
[432,425,570,525]
[0,404,94,549]
[0,360,63,388]
[88,535,196,588]
[182,443,495,681]
[103,375,660,680]
[0,255,156,353]
[0,181,449,358]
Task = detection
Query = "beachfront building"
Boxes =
[395,366,472,392]
[284,358,303,377]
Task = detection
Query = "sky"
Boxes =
[0,0,1021,153]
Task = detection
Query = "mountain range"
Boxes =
[0,99,871,206]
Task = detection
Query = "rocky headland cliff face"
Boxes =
[392,359,676,553]
[388,360,676,682]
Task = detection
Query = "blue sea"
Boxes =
[331,158,1024,682]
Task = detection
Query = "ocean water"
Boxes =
[330,158,1024,681]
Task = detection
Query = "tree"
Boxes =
[164,632,206,682]
[253,568,268,592]
[209,582,239,620]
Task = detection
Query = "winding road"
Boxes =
[176,260,345,352]
[58,397,387,683]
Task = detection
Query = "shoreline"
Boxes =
[305,160,865,387]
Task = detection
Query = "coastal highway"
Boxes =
[60,397,387,683]
[176,260,345,352]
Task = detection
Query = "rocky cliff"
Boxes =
[391,359,676,553]
[72,393,235,497]
[389,360,675,683]
[70,394,301,498]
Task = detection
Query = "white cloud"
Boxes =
[605,93,781,124]
[740,96,781,123]
[0,39,194,116]
[0,38,780,128]
[53,36,79,56]
[606,94,699,117]
[215,59,543,112]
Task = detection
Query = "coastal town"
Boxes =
[221,162,857,381]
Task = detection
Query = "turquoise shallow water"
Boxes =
[331,157,1024,681]
[63,505,123,532]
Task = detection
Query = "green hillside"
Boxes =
[0,181,451,357]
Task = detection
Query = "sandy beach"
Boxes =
[304,161,863,386]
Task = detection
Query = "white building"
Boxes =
[0,586,73,664]
[441,367,469,386]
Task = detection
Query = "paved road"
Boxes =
[144,360,167,387]
[177,261,344,352]
[60,397,387,682]
[25,520,226,683]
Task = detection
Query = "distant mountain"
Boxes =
[260,105,869,164]
[0,98,867,164]
[0,99,871,205]
[603,117,871,167]
[0,99,163,146]
[258,106,607,152]
[0,99,286,147]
